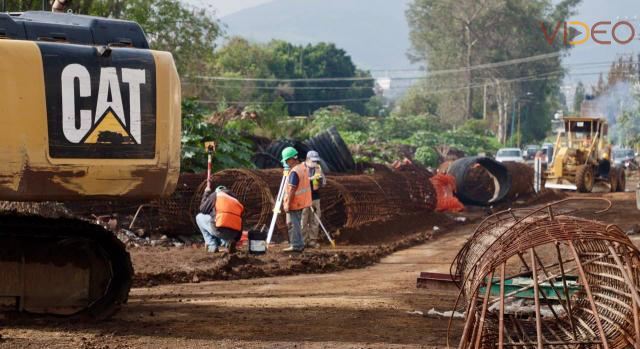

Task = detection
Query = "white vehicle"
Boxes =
[495,148,524,163]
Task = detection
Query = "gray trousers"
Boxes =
[286,210,305,250]
[301,199,321,244]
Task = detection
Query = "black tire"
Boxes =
[575,165,594,193]
[609,167,618,193]
[617,168,626,192]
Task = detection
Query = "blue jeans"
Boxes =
[196,213,227,251]
[286,210,305,250]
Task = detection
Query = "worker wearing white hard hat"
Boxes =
[301,150,326,248]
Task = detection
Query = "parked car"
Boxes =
[495,148,524,163]
[524,145,540,160]
[613,148,637,169]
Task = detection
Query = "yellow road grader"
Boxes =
[544,117,625,193]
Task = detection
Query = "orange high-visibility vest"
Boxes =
[215,191,244,231]
[288,163,312,211]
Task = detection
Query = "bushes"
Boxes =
[414,146,440,167]
[306,106,368,136]
[307,108,501,168]
[181,100,502,172]
[181,99,255,172]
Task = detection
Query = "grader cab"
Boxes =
[544,117,625,193]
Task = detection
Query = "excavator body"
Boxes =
[0,11,180,318]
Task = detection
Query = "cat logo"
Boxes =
[61,64,145,145]
[40,43,156,159]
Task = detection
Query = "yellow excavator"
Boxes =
[0,9,180,318]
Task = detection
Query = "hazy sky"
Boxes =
[562,0,640,99]
[183,0,273,17]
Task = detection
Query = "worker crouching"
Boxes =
[281,147,312,252]
[196,185,245,253]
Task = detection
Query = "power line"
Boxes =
[195,73,566,105]
[193,76,376,83]
[184,59,637,91]
[182,82,377,90]
[190,52,563,83]
[198,97,373,105]
[190,63,639,106]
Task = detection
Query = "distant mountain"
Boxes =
[221,0,417,72]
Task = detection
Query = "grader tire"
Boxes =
[617,169,626,192]
[609,167,618,193]
[575,165,594,193]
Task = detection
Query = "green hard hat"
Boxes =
[281,146,298,163]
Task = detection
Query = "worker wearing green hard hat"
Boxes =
[281,146,298,166]
[281,146,311,252]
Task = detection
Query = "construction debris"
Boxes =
[416,272,460,290]
[430,173,465,212]
[427,308,465,319]
[450,197,640,348]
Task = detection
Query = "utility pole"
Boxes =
[483,82,487,120]
[517,103,521,148]
[510,99,516,146]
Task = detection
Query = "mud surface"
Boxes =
[131,212,455,287]
[0,216,475,349]
[2,180,639,348]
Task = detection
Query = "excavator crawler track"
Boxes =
[0,212,133,319]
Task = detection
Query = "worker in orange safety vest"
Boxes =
[281,146,312,252]
[196,185,245,253]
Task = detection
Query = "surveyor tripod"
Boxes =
[266,166,289,244]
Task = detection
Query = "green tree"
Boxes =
[573,81,585,114]
[211,39,376,116]
[405,0,581,144]
[117,0,221,80]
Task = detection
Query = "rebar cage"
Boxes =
[450,198,640,349]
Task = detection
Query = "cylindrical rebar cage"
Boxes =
[451,198,640,349]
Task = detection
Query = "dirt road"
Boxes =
[0,222,475,349]
[3,188,640,349]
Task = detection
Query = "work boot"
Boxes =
[306,241,320,249]
[283,246,303,253]
[207,244,219,253]
[227,241,237,254]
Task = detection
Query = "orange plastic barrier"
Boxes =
[430,173,465,212]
